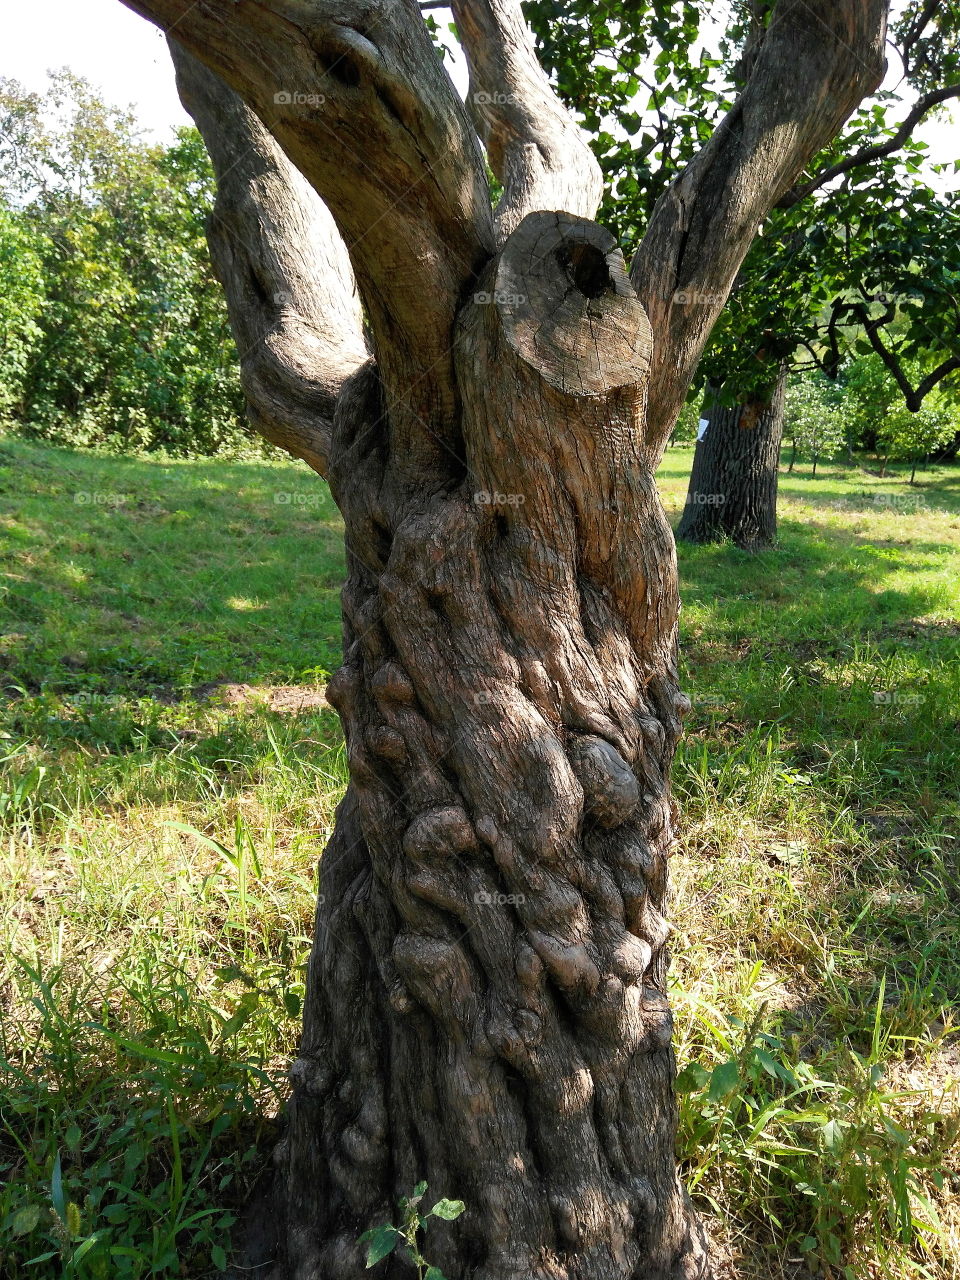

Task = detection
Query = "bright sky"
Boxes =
[3,0,956,163]
[4,0,192,140]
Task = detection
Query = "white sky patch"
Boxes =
[3,0,191,141]
[2,0,955,166]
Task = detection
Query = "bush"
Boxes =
[0,74,249,456]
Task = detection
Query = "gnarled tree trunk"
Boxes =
[677,364,787,549]
[287,214,705,1280]
[116,0,889,1274]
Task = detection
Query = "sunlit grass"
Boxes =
[1,436,958,1278]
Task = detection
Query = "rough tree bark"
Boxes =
[117,1,888,1275]
[677,365,788,549]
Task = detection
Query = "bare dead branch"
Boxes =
[898,0,940,75]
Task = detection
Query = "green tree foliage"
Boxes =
[0,206,45,419]
[784,374,851,476]
[785,355,960,479]
[525,0,960,417]
[524,0,734,243]
[701,153,960,406]
[844,353,959,480]
[0,72,246,454]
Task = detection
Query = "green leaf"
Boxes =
[165,821,238,866]
[69,1235,101,1266]
[360,1224,398,1266]
[707,1060,740,1103]
[424,1269,448,1280]
[213,965,258,987]
[821,1118,845,1154]
[429,1198,465,1221]
[50,1151,66,1221]
[211,1243,228,1270]
[754,1048,781,1079]
[220,1006,254,1038]
[11,1204,41,1236]
[674,1061,710,1093]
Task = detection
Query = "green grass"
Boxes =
[1,435,959,1279]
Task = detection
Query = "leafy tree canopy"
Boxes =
[524,0,960,412]
[0,71,246,455]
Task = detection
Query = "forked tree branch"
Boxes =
[170,44,368,478]
[448,0,603,241]
[122,0,495,462]
[898,0,943,76]
[631,0,889,456]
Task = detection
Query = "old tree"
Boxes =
[117,1,887,1276]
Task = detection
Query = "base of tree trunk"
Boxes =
[676,366,787,550]
[224,1164,715,1280]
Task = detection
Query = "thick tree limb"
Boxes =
[171,44,368,478]
[448,0,603,241]
[123,0,495,467]
[630,0,889,456]
[778,81,960,208]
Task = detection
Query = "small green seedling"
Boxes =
[358,1182,465,1279]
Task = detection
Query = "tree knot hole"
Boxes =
[556,241,612,299]
[322,55,361,88]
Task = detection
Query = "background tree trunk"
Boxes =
[676,364,788,549]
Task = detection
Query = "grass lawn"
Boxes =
[1,434,958,1279]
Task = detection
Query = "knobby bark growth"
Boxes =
[677,366,788,549]
[117,1,888,1275]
